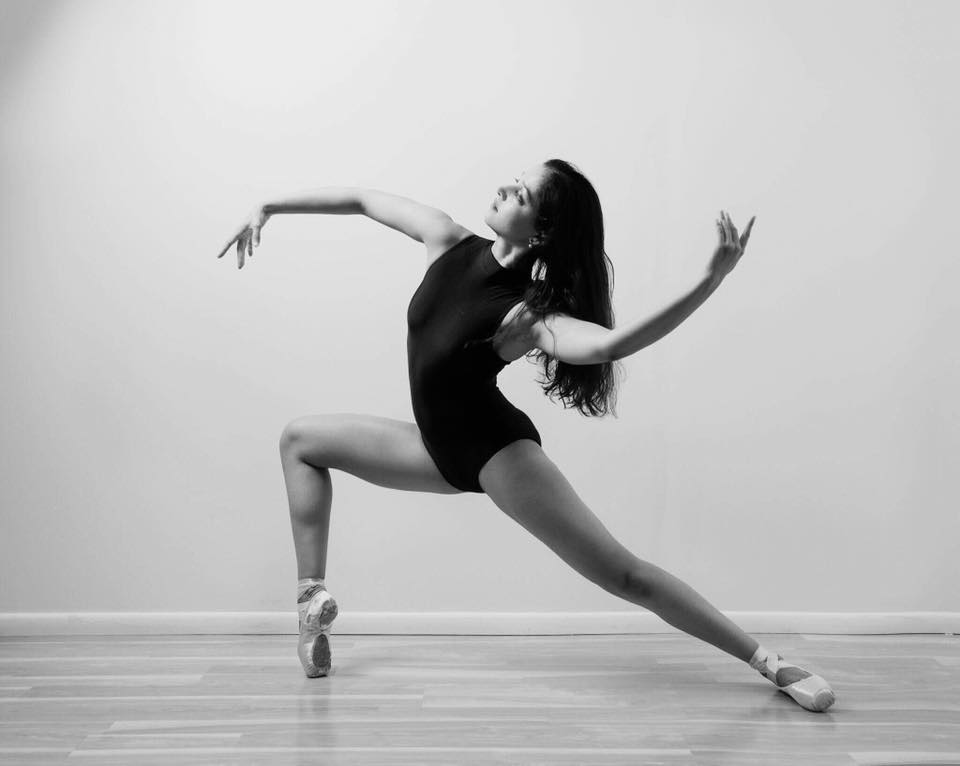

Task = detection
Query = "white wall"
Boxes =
[1,0,957,621]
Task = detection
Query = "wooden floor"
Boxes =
[1,633,958,765]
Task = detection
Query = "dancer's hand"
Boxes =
[708,210,755,283]
[216,204,271,269]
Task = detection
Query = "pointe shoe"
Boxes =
[758,653,836,712]
[297,588,338,678]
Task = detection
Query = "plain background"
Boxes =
[1,0,957,617]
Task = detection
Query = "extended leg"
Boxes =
[478,439,835,711]
[479,440,756,661]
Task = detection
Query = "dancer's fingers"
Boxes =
[726,212,740,244]
[740,216,756,247]
[217,229,241,259]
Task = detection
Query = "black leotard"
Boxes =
[406,234,542,492]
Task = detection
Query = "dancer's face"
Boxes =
[484,164,548,246]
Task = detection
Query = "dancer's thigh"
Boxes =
[280,412,462,494]
[479,439,638,595]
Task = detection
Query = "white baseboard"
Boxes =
[0,611,957,636]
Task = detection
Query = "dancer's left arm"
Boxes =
[526,212,754,365]
[605,274,722,361]
[605,210,755,361]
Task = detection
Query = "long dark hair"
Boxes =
[505,159,624,417]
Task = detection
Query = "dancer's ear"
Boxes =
[528,230,550,247]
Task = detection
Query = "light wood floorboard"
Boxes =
[0,633,958,765]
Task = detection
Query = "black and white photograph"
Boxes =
[1,0,957,763]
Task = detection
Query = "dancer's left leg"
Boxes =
[479,439,756,660]
[478,439,834,711]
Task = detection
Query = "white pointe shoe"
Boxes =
[756,653,836,712]
[296,587,338,678]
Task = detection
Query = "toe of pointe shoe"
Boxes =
[298,631,332,678]
[812,688,836,712]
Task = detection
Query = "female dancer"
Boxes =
[217,159,835,712]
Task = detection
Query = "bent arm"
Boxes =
[606,273,723,361]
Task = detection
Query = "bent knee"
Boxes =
[278,419,302,452]
[278,415,330,455]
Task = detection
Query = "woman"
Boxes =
[216,159,835,712]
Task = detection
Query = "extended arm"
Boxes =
[527,273,722,366]
[218,187,468,268]
[263,187,460,243]
[607,212,754,360]
[606,273,722,361]
[526,212,752,365]
[217,188,364,265]
[262,187,364,215]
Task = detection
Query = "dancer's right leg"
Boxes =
[279,453,333,581]
[279,412,461,578]
[278,413,462,677]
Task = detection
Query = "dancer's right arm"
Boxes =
[263,187,364,216]
[216,188,361,268]
[217,187,465,269]
[355,189,464,246]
